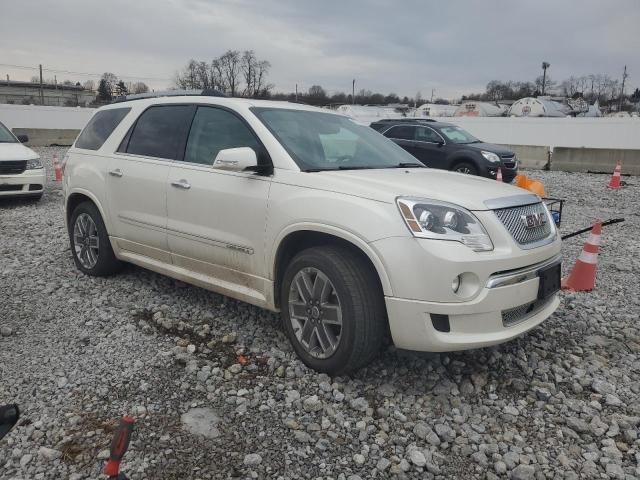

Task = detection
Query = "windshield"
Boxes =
[0,122,17,143]
[251,108,422,170]
[438,125,480,144]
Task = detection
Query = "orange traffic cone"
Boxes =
[496,167,503,182]
[561,222,601,292]
[53,154,63,182]
[607,161,622,189]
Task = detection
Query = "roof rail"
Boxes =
[112,89,227,103]
[375,118,437,123]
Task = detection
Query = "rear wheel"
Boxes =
[69,201,122,276]
[453,161,478,176]
[281,246,386,374]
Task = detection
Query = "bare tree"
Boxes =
[217,50,241,96]
[83,80,95,91]
[131,82,149,94]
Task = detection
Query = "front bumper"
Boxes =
[0,169,45,197]
[371,218,561,352]
[385,258,560,352]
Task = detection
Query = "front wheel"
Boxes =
[280,246,386,374]
[69,201,122,276]
[452,161,478,176]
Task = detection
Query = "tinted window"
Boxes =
[383,125,414,140]
[415,126,442,143]
[126,105,194,160]
[439,126,479,144]
[0,121,17,143]
[184,107,260,165]
[75,108,130,150]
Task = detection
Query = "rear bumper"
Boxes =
[0,169,46,197]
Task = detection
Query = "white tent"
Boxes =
[335,105,409,125]
[413,103,458,117]
[453,101,504,117]
[509,97,567,117]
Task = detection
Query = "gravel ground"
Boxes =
[1,148,639,480]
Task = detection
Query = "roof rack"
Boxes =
[375,118,437,123]
[112,89,227,104]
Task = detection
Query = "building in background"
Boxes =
[413,103,458,117]
[0,80,95,107]
[453,101,504,117]
[508,97,568,117]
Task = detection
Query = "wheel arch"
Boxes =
[272,225,392,309]
[65,189,110,233]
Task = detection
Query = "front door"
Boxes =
[166,106,272,297]
[106,104,194,262]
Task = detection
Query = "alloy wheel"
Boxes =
[288,267,343,359]
[73,213,99,269]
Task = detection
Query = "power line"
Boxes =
[0,62,172,82]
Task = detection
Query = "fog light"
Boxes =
[452,275,461,293]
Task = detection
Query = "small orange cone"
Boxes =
[53,154,63,182]
[496,167,503,182]
[561,222,601,292]
[607,161,622,189]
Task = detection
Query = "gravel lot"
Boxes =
[1,148,639,480]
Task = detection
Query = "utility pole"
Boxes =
[352,79,355,105]
[619,65,628,112]
[39,64,44,105]
[430,88,435,103]
[541,61,550,96]
[295,83,298,102]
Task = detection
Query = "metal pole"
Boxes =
[39,64,44,105]
[619,65,627,112]
[352,79,355,105]
[295,83,298,102]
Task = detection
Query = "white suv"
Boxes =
[0,121,45,200]
[63,92,561,374]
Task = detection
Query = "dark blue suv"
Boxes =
[370,119,518,182]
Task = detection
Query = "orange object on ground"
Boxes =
[496,167,503,182]
[607,161,622,189]
[561,222,602,292]
[53,154,63,182]
[514,174,545,196]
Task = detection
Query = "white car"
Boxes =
[63,92,561,374]
[0,121,45,200]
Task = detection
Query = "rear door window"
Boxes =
[125,105,195,160]
[75,108,130,150]
[415,126,442,143]
[383,125,415,140]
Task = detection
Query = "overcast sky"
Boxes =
[2,0,638,99]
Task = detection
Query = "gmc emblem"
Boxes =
[521,212,547,229]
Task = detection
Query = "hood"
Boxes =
[300,168,536,211]
[0,143,39,162]
[460,142,514,156]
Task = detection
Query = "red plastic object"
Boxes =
[103,416,135,477]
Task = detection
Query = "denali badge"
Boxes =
[521,212,547,229]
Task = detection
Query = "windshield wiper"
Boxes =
[394,162,424,168]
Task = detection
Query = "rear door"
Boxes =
[382,125,419,158]
[412,126,448,169]
[166,106,272,294]
[107,104,194,262]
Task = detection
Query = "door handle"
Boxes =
[170,179,191,190]
[108,169,123,178]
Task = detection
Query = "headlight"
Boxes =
[396,197,494,252]
[481,151,500,163]
[26,158,43,169]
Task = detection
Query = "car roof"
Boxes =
[100,93,337,115]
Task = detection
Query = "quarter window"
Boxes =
[75,108,130,150]
[383,125,414,140]
[126,105,194,160]
[184,107,260,165]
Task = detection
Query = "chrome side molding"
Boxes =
[486,254,562,289]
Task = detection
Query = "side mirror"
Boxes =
[212,147,258,172]
[17,135,29,143]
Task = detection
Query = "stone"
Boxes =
[409,449,426,467]
[38,447,62,461]
[243,453,262,466]
[181,408,221,438]
[303,395,323,412]
[510,464,535,480]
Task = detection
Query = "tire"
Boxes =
[280,246,386,374]
[452,161,478,176]
[69,201,122,276]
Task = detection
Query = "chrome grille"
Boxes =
[494,202,552,247]
[502,297,554,327]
